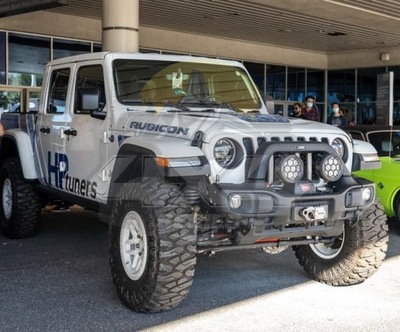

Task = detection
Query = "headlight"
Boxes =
[331,138,345,158]
[276,155,304,183]
[214,138,236,167]
[316,154,344,182]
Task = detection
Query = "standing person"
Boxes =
[341,108,355,126]
[302,95,320,122]
[328,102,348,127]
[291,102,305,118]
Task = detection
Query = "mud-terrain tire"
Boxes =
[109,178,196,312]
[293,201,388,286]
[395,194,400,225]
[0,157,42,238]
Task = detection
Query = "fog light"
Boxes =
[229,194,242,209]
[316,154,344,182]
[276,155,304,183]
[362,187,372,202]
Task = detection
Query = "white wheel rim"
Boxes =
[120,211,148,281]
[2,178,12,219]
[309,228,345,259]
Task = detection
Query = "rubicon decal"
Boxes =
[130,121,189,135]
[47,152,97,198]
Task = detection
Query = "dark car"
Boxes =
[344,125,400,222]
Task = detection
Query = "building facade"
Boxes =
[1,5,400,124]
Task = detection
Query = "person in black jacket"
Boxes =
[328,102,348,127]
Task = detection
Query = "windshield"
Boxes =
[367,131,400,157]
[112,59,262,112]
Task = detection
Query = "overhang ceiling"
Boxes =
[47,0,400,53]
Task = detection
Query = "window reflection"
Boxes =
[0,90,22,115]
[357,67,385,125]
[0,32,5,85]
[307,69,324,122]
[244,61,265,96]
[328,69,356,123]
[267,65,285,101]
[8,33,50,87]
[53,39,91,60]
[287,67,305,102]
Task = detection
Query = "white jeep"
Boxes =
[0,52,388,312]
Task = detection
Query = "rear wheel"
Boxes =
[109,178,196,312]
[293,201,388,286]
[0,158,42,238]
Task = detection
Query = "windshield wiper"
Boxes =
[163,101,191,112]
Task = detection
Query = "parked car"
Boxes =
[344,125,400,222]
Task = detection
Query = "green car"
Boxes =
[345,125,400,222]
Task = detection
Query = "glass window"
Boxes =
[328,69,356,122]
[53,39,91,60]
[8,33,50,87]
[0,90,21,114]
[307,69,324,103]
[357,67,386,125]
[93,43,102,53]
[307,69,325,122]
[28,90,40,113]
[75,65,105,114]
[0,31,5,85]
[367,131,400,157]
[328,69,355,103]
[394,102,400,125]
[244,61,265,96]
[287,67,305,102]
[346,130,365,142]
[267,65,285,100]
[388,66,400,124]
[357,67,385,102]
[47,68,70,114]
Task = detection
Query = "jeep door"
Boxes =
[62,63,111,203]
[36,65,72,188]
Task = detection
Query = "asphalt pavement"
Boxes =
[1,207,400,332]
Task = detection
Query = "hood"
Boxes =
[122,111,347,142]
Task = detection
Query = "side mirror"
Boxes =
[263,95,275,113]
[90,109,106,120]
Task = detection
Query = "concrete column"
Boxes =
[102,0,139,52]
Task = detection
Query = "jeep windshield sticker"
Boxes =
[130,121,189,135]
[48,152,97,199]
[229,113,290,123]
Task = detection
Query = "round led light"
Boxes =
[214,138,236,168]
[276,155,304,183]
[362,187,372,202]
[317,154,344,182]
[331,138,345,158]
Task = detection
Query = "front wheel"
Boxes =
[293,201,388,286]
[0,158,42,238]
[109,178,196,312]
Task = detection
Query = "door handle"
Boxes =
[64,129,77,136]
[40,127,50,134]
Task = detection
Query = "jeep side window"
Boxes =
[74,65,106,114]
[47,68,70,114]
